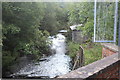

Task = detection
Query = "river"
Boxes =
[11,33,71,78]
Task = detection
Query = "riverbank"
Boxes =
[67,42,102,66]
[7,34,71,79]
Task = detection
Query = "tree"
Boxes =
[68,2,94,40]
[2,2,50,72]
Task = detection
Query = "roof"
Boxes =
[70,24,83,30]
[58,30,68,33]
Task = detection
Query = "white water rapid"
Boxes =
[12,33,71,78]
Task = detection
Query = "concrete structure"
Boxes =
[71,30,88,43]
[58,43,119,79]
[69,24,88,43]
[101,43,119,58]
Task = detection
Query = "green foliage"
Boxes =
[2,2,72,72]
[116,1,120,44]
[82,21,94,37]
[81,43,102,65]
[3,24,20,35]
[2,51,16,68]
[39,3,69,35]
[68,2,117,42]
[68,2,94,40]
[67,41,79,58]
[2,2,50,71]
[95,2,115,40]
[68,41,102,65]
[0,24,2,46]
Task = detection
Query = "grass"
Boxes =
[81,43,102,65]
[67,41,102,66]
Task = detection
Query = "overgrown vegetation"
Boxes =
[81,43,102,65]
[67,41,80,58]
[67,42,102,65]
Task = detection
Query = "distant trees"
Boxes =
[39,2,69,35]
[67,2,94,41]
[68,2,118,42]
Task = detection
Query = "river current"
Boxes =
[12,33,71,78]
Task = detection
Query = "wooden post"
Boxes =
[72,46,84,70]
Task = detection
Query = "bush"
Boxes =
[2,51,16,69]
[67,41,79,58]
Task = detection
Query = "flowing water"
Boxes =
[11,33,71,78]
